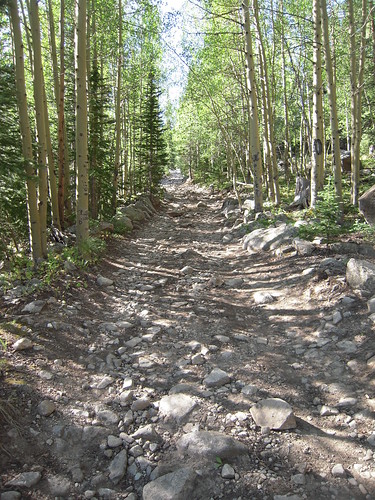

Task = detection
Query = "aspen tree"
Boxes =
[8,0,42,262]
[311,0,324,208]
[243,0,263,213]
[28,0,48,256]
[76,0,89,247]
[320,0,342,210]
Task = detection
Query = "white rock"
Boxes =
[13,338,34,351]
[250,398,296,430]
[331,463,346,477]
[253,291,275,305]
[159,394,197,424]
[221,463,235,479]
[96,376,114,389]
[214,335,230,343]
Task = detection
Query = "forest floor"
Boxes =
[1,172,375,499]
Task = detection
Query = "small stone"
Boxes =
[125,337,142,348]
[253,291,275,305]
[320,405,339,416]
[118,390,134,406]
[332,311,343,325]
[214,335,230,343]
[97,275,114,287]
[191,353,205,365]
[180,266,194,275]
[131,397,151,411]
[6,472,41,488]
[241,385,258,397]
[1,492,22,500]
[203,368,231,388]
[291,473,305,485]
[38,400,56,417]
[337,397,357,408]
[13,337,34,351]
[122,377,133,389]
[367,297,375,313]
[108,435,123,448]
[21,300,46,314]
[47,475,71,496]
[331,463,346,478]
[108,449,128,484]
[221,464,235,479]
[96,376,114,389]
[129,444,143,457]
[95,408,119,425]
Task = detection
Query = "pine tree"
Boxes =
[139,70,168,193]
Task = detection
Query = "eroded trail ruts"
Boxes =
[1,176,374,499]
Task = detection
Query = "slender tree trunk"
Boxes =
[113,0,123,214]
[349,0,367,205]
[28,0,48,256]
[320,0,342,211]
[9,0,42,262]
[76,0,89,247]
[311,0,324,208]
[280,0,291,178]
[243,0,263,213]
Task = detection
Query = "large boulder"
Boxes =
[346,258,375,294]
[243,224,297,253]
[119,205,145,222]
[359,184,375,225]
[113,214,134,234]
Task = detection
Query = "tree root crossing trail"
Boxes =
[2,174,374,499]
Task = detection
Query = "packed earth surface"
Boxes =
[2,171,375,500]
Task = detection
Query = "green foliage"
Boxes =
[137,69,168,194]
[0,63,28,260]
[298,177,342,243]
[215,456,223,469]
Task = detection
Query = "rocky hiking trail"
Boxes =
[2,172,375,500]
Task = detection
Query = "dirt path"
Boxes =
[1,176,375,499]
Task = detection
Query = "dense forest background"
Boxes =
[1,0,375,268]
